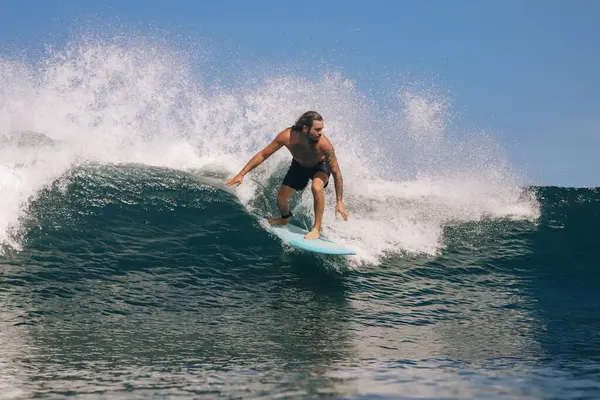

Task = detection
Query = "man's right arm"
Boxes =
[225,130,287,186]
[239,133,285,176]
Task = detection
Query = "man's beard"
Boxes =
[307,133,320,143]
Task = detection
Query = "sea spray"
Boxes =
[0,34,539,263]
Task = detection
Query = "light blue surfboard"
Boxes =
[268,223,356,255]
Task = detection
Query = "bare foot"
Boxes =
[268,217,290,226]
[304,228,320,240]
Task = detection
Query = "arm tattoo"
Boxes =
[325,147,344,201]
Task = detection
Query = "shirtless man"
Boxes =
[225,111,348,239]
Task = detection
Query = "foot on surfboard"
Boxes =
[303,228,320,240]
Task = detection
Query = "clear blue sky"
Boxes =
[2,0,598,187]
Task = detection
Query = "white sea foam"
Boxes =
[0,35,539,263]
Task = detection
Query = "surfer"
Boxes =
[225,111,348,239]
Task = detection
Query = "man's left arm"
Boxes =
[324,143,349,220]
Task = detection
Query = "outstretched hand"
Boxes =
[225,174,244,186]
[335,201,348,221]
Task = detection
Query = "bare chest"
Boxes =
[285,133,325,167]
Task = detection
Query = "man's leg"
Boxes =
[268,185,296,225]
[304,171,329,239]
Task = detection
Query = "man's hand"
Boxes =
[335,200,348,220]
[225,174,244,186]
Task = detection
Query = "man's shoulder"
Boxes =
[276,127,293,142]
[318,135,334,150]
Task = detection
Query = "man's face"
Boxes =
[305,120,324,142]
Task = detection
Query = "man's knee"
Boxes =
[311,180,326,194]
[311,172,329,193]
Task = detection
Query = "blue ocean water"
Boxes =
[0,37,599,399]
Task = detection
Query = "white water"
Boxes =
[0,36,539,264]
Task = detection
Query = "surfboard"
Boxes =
[267,223,356,255]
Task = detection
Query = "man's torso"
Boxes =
[283,128,326,168]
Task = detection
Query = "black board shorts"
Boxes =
[282,159,331,191]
